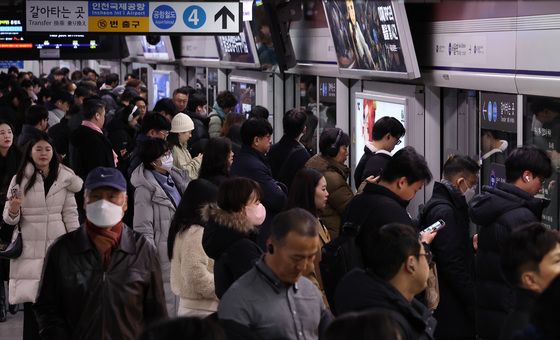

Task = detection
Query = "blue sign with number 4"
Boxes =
[183,5,206,29]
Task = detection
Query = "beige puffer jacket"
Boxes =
[2,163,82,304]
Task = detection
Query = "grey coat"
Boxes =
[131,164,189,316]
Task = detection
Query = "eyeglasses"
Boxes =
[395,139,402,145]
[417,250,433,266]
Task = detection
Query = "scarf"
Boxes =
[85,220,123,269]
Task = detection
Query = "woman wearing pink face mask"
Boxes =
[201,177,265,298]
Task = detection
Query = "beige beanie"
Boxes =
[170,113,195,133]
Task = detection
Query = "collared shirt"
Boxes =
[218,259,332,340]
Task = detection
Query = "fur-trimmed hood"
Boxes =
[201,203,258,260]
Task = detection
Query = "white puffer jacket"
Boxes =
[131,164,189,316]
[2,163,82,304]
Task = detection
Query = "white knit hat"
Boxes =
[170,113,195,133]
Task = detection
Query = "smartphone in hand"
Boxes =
[420,219,446,235]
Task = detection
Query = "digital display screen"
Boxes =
[323,0,407,72]
[153,71,170,106]
[231,81,256,114]
[354,93,406,169]
[215,25,257,65]
[319,78,336,103]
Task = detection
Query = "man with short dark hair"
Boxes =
[347,146,433,250]
[420,155,480,340]
[499,223,560,340]
[48,91,73,127]
[209,91,238,138]
[172,86,193,114]
[335,223,437,339]
[186,91,210,156]
[267,108,310,188]
[469,145,553,339]
[17,105,48,147]
[34,167,167,340]
[99,73,120,115]
[218,208,332,340]
[231,118,287,248]
[127,113,171,176]
[354,116,406,189]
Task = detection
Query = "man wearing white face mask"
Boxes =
[419,155,480,340]
[34,167,167,340]
[131,138,190,317]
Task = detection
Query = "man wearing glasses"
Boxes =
[334,223,437,340]
[354,116,405,189]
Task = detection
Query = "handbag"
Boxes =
[0,213,22,259]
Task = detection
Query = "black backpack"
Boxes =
[320,221,364,312]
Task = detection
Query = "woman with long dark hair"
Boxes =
[199,137,234,188]
[168,179,219,317]
[287,167,331,305]
[2,133,82,339]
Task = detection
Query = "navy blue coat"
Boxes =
[230,145,287,248]
[422,181,476,339]
[469,182,548,340]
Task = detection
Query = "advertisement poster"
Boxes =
[480,92,517,133]
[323,0,406,72]
[354,94,406,168]
[153,71,170,106]
[231,81,256,114]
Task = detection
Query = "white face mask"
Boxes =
[245,202,266,226]
[160,153,174,172]
[463,186,476,203]
[86,199,123,228]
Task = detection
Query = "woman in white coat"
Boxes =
[131,138,189,317]
[2,133,82,340]
[168,179,219,317]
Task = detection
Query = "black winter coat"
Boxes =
[499,289,537,340]
[267,135,311,188]
[106,116,137,162]
[422,181,476,339]
[362,151,391,178]
[48,117,71,158]
[231,145,287,248]
[33,225,167,340]
[469,182,548,340]
[70,125,115,181]
[201,204,263,298]
[354,146,374,190]
[17,124,43,148]
[345,183,413,251]
[186,110,210,157]
[335,269,437,340]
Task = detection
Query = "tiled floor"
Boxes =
[0,309,23,340]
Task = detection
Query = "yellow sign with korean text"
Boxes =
[88,16,149,32]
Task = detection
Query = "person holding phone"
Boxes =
[2,133,82,339]
[419,155,480,340]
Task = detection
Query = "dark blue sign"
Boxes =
[152,5,176,29]
[89,2,149,17]
[0,61,24,69]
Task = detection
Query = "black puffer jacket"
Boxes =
[34,225,167,340]
[201,204,263,298]
[469,182,548,340]
[422,181,475,339]
[335,269,437,340]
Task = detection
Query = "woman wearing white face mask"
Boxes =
[130,138,189,317]
[2,133,81,339]
[201,177,265,298]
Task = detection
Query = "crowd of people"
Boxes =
[0,65,558,340]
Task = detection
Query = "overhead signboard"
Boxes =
[25,1,241,34]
